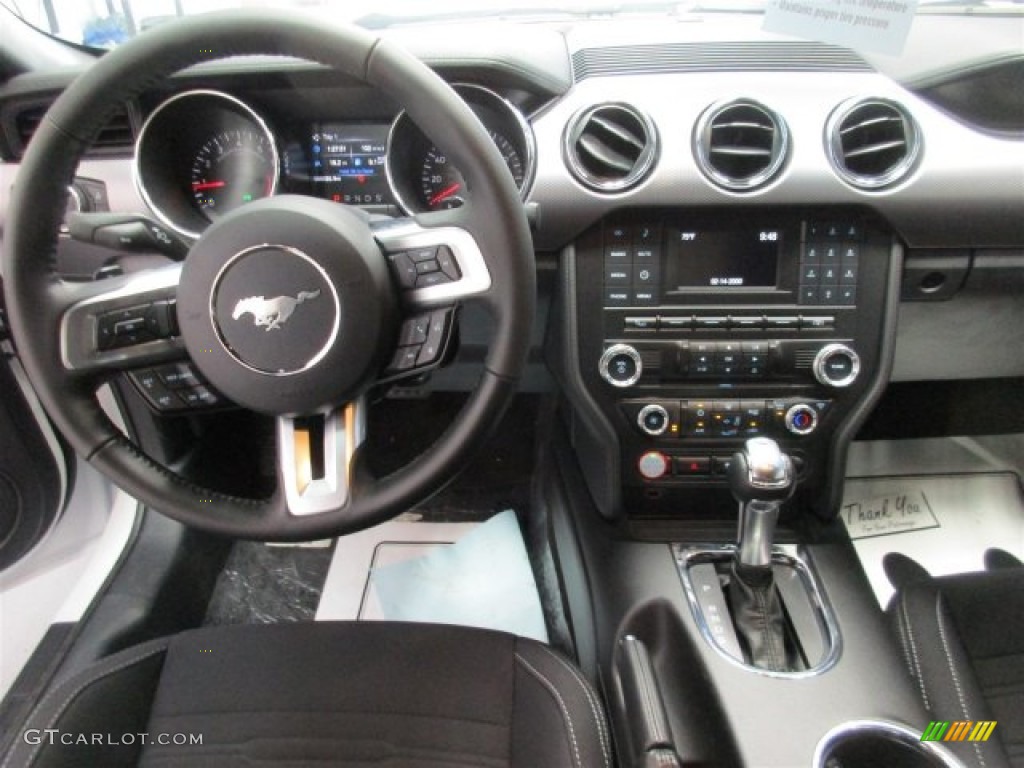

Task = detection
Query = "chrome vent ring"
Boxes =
[694,99,789,191]
[563,103,658,192]
[826,98,921,190]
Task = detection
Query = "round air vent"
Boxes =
[826,98,921,190]
[563,103,658,192]
[694,99,789,191]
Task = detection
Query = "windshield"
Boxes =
[3,0,1019,49]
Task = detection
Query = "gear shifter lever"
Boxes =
[726,437,797,672]
[728,437,795,567]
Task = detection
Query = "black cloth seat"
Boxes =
[888,566,1024,768]
[7,622,611,768]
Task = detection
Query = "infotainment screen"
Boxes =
[665,226,780,290]
[309,124,393,206]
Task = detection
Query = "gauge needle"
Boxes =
[192,180,226,191]
[429,182,461,206]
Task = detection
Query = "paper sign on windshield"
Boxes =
[762,0,919,56]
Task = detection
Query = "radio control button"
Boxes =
[838,286,856,305]
[841,243,861,261]
[624,316,658,331]
[800,315,835,330]
[695,316,728,329]
[822,244,842,262]
[599,344,642,387]
[803,243,824,264]
[636,223,661,244]
[633,263,660,284]
[634,245,660,261]
[660,316,691,331]
[638,451,670,480]
[801,264,821,282]
[604,288,630,305]
[820,265,840,285]
[604,265,630,284]
[730,315,763,329]
[800,286,820,304]
[764,315,799,330]
[741,341,768,354]
[606,224,633,244]
[840,263,859,284]
[814,344,860,388]
[632,289,658,305]
[820,286,838,304]
[604,245,631,262]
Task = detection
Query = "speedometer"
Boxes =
[419,130,524,210]
[190,129,277,219]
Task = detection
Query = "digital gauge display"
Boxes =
[310,124,394,206]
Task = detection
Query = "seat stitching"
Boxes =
[536,645,611,768]
[936,593,986,768]
[4,642,168,768]
[900,590,932,710]
[515,654,582,768]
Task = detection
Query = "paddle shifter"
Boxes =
[726,437,796,672]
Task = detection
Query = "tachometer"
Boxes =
[419,130,524,210]
[190,129,277,219]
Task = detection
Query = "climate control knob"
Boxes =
[599,344,642,388]
[638,451,670,480]
[785,403,819,436]
[637,404,670,436]
[813,344,861,388]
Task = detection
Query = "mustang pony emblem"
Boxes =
[231,290,321,331]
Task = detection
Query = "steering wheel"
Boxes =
[2,11,535,540]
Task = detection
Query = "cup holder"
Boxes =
[814,721,967,768]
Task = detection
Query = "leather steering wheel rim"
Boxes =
[2,11,535,540]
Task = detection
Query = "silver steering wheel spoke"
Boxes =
[277,398,366,517]
[371,215,491,312]
[60,263,186,373]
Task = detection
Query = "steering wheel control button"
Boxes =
[637,451,670,480]
[97,305,156,350]
[637,404,670,436]
[436,245,462,280]
[385,308,455,379]
[132,363,222,412]
[387,252,418,288]
[155,362,200,388]
[599,344,642,388]
[785,403,819,435]
[813,343,861,388]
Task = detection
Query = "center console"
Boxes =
[560,207,896,519]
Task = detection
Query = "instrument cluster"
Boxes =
[134,84,535,239]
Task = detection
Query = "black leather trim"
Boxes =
[889,570,1022,768]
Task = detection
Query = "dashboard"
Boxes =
[0,13,1022,522]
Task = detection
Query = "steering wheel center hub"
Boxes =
[177,196,397,414]
[212,245,340,375]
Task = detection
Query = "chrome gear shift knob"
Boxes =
[728,437,795,568]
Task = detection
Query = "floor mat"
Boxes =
[204,540,334,625]
[842,472,1024,607]
[316,510,548,642]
